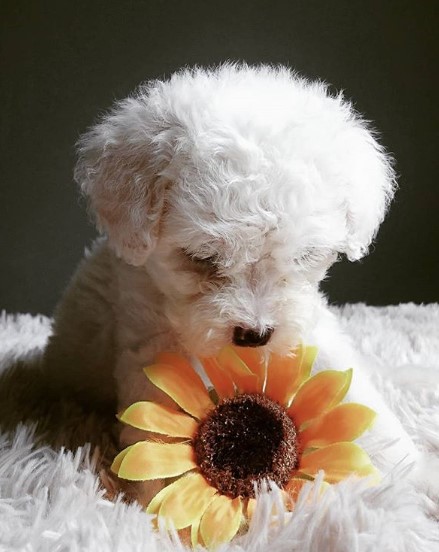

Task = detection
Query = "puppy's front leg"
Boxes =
[310,308,419,475]
[111,344,177,506]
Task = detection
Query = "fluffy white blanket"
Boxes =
[0,304,438,551]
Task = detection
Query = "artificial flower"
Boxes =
[111,345,377,549]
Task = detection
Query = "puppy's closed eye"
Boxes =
[181,249,218,271]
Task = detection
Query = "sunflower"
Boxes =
[111,345,377,549]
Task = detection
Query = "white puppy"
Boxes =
[43,64,420,492]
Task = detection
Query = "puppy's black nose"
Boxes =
[232,326,274,347]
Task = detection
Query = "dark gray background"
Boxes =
[1,0,438,316]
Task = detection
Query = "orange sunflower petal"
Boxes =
[216,346,260,393]
[285,477,308,502]
[286,477,330,503]
[144,358,213,419]
[200,357,235,399]
[117,441,196,480]
[288,368,352,428]
[200,495,243,548]
[299,442,377,483]
[265,345,318,406]
[118,401,198,438]
[231,345,267,382]
[264,352,301,404]
[158,473,217,530]
[299,403,377,449]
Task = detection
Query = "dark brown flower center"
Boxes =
[192,393,298,499]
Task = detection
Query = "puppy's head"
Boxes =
[75,64,395,356]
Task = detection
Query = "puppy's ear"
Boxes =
[338,123,396,261]
[74,95,171,266]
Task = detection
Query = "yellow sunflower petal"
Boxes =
[299,403,377,449]
[144,359,213,419]
[299,442,377,483]
[265,345,318,406]
[146,482,176,516]
[191,517,201,549]
[288,368,352,428]
[110,445,134,474]
[117,441,196,481]
[231,345,267,383]
[200,495,243,549]
[119,401,198,438]
[246,498,257,520]
[216,346,259,393]
[159,472,217,530]
[298,345,319,380]
[200,358,235,399]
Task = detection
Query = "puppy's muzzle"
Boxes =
[233,326,274,348]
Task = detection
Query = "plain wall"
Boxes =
[1,0,438,316]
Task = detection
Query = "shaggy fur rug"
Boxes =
[0,304,438,551]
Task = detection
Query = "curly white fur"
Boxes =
[43,64,426,493]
